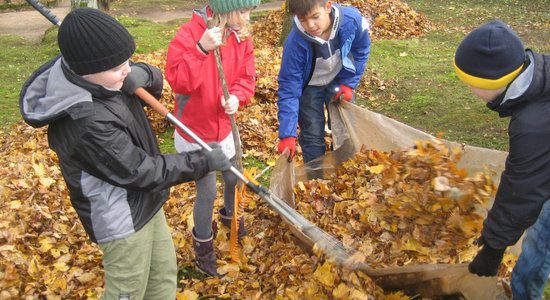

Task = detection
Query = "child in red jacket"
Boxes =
[165,0,259,277]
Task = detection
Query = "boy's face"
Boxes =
[296,1,332,38]
[469,85,506,103]
[82,60,131,91]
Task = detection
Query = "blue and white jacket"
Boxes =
[277,3,371,139]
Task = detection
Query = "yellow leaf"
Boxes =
[50,277,67,291]
[400,238,429,255]
[39,177,56,189]
[350,289,370,299]
[8,200,21,209]
[32,161,46,177]
[368,164,385,174]
[313,262,335,287]
[176,290,199,300]
[77,272,97,284]
[27,257,41,279]
[218,262,240,278]
[54,260,69,272]
[386,291,410,300]
[332,283,351,298]
[39,237,54,253]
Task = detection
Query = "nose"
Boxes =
[305,19,315,30]
[123,61,131,75]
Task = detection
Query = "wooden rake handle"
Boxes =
[207,19,244,173]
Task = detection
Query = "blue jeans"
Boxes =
[298,85,338,163]
[511,200,550,300]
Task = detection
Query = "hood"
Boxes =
[293,4,341,45]
[488,50,550,117]
[19,56,95,128]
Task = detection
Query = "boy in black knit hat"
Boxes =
[454,20,550,299]
[20,8,231,299]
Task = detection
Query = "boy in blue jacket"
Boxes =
[454,20,550,299]
[276,0,370,163]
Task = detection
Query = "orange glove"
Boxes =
[334,84,353,102]
[277,137,296,159]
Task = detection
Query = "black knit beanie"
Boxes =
[58,8,136,75]
[454,20,525,90]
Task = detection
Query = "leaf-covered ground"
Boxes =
[0,1,516,299]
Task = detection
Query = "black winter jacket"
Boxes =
[483,50,550,249]
[20,56,212,243]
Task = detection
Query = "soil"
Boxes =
[0,0,284,43]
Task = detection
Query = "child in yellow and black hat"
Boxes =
[454,20,550,299]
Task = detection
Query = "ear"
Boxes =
[325,1,332,12]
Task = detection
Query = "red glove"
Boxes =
[334,84,353,102]
[277,137,296,159]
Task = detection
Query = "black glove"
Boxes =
[203,143,231,172]
[468,238,505,277]
[121,64,150,94]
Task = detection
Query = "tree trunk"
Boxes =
[98,0,109,10]
[278,0,292,46]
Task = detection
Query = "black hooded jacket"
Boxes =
[483,50,550,249]
[20,56,212,243]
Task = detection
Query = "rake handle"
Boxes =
[207,19,244,173]
[25,0,62,26]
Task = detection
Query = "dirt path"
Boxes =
[0,0,71,43]
[0,0,284,43]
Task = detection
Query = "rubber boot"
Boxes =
[192,228,219,277]
[219,208,247,242]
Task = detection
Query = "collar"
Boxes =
[61,58,121,99]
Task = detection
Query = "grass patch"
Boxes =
[0,29,59,129]
[359,0,550,151]
[111,0,205,14]
[363,32,510,150]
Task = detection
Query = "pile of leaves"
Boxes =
[0,123,400,299]
[0,125,104,299]
[294,140,495,268]
[253,0,434,48]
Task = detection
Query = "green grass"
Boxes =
[0,30,59,129]
[0,17,181,131]
[364,32,510,150]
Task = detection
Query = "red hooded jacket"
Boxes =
[165,7,256,143]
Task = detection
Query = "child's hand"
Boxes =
[334,84,353,102]
[198,27,222,53]
[221,95,239,115]
[277,137,296,159]
[203,143,231,172]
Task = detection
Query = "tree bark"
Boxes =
[278,0,292,46]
